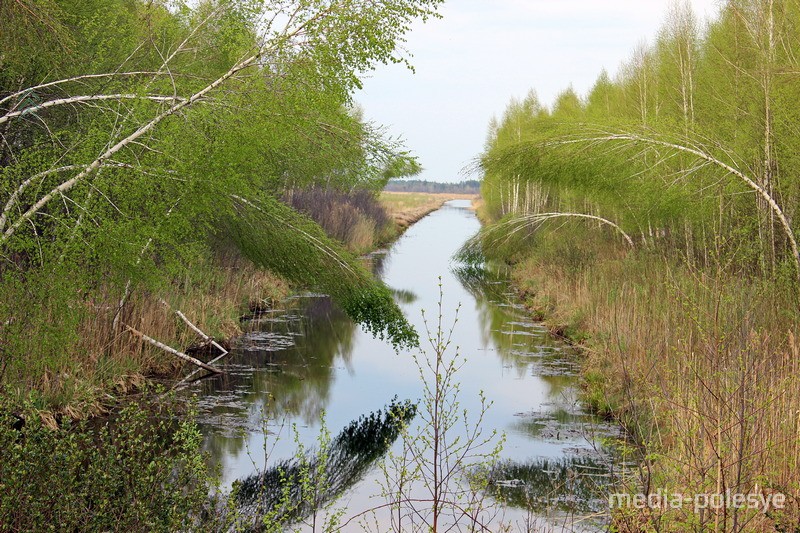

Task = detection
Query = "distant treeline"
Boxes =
[384,179,481,194]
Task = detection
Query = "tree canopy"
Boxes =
[479,0,800,282]
[0,0,443,406]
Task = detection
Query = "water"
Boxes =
[189,200,620,530]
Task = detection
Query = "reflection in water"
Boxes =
[390,288,417,304]
[452,262,578,378]
[228,399,416,531]
[489,456,613,514]
[196,295,358,462]
[192,200,622,529]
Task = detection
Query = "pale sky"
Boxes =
[355,0,722,183]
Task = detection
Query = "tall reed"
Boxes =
[511,232,800,531]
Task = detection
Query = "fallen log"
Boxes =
[124,325,223,374]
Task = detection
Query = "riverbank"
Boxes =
[0,193,466,531]
[1,253,291,421]
[3,191,463,421]
[380,191,478,236]
[504,233,800,531]
[0,194,449,530]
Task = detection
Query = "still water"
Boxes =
[191,200,619,530]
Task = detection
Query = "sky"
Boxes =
[355,0,722,183]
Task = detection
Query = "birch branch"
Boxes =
[0,52,261,246]
[172,348,232,389]
[158,300,230,387]
[0,94,188,125]
[230,194,359,278]
[0,5,224,109]
[161,298,229,356]
[497,212,635,248]
[0,162,133,233]
[551,132,800,278]
[175,310,228,354]
[124,325,223,374]
[0,72,165,106]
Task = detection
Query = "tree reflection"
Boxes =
[197,295,359,460]
[452,263,578,384]
[488,456,613,516]
[226,398,416,531]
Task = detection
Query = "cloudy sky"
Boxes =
[355,0,722,183]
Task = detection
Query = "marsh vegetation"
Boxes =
[475,1,800,530]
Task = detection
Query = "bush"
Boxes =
[0,394,213,532]
[283,187,391,251]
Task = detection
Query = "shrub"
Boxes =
[283,187,391,251]
[0,394,213,532]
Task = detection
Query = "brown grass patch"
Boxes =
[512,241,800,531]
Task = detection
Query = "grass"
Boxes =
[506,231,800,531]
[1,250,289,418]
[380,191,478,235]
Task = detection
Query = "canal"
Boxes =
[190,199,619,531]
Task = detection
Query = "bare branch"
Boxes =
[0,52,261,246]
[0,94,189,126]
[124,325,223,374]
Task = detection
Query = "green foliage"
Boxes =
[0,0,444,408]
[479,0,800,280]
[224,195,418,350]
[0,394,213,532]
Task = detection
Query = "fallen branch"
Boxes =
[172,349,232,390]
[161,300,230,387]
[174,309,228,355]
[124,325,223,374]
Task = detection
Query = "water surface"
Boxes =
[190,200,619,530]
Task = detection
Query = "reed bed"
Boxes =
[1,252,288,418]
[513,235,800,531]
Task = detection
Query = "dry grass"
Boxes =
[380,191,478,231]
[284,187,390,254]
[513,240,800,532]
[4,254,289,418]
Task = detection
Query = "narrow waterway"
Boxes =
[191,200,620,530]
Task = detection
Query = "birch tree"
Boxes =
[0,0,443,404]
